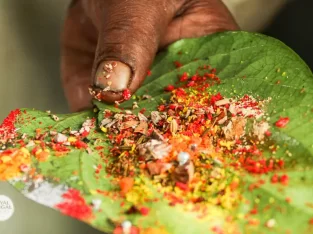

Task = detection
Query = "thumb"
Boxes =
[83,0,178,102]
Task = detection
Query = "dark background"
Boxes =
[264,0,313,70]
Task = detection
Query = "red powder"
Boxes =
[139,207,150,216]
[74,141,88,149]
[175,182,189,191]
[271,174,279,183]
[165,85,175,92]
[174,61,183,68]
[55,189,93,220]
[122,89,132,100]
[0,109,21,144]
[280,174,289,185]
[275,117,290,128]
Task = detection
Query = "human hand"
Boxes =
[61,0,238,112]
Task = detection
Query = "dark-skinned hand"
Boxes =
[61,0,238,112]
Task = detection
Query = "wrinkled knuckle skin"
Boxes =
[179,0,238,31]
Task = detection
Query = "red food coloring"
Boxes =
[169,104,177,110]
[55,189,93,220]
[265,130,272,137]
[191,75,198,81]
[277,159,284,168]
[165,85,175,92]
[210,93,223,105]
[175,182,189,191]
[280,174,289,185]
[179,72,189,82]
[139,207,150,216]
[122,89,131,100]
[95,146,104,150]
[74,141,88,149]
[139,108,146,114]
[147,70,152,76]
[174,61,183,68]
[243,157,273,174]
[0,109,21,143]
[187,81,196,87]
[52,143,70,152]
[275,117,290,128]
[250,208,258,215]
[309,218,313,225]
[271,174,279,183]
[81,130,89,138]
[158,105,165,112]
[175,88,186,97]
[31,146,40,155]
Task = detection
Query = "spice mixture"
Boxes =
[1,64,309,234]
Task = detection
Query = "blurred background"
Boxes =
[0,0,312,233]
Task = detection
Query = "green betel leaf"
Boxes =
[1,31,313,234]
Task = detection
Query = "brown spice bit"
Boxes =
[134,121,148,135]
[147,161,167,176]
[120,120,139,130]
[151,129,165,142]
[123,139,135,146]
[167,109,176,116]
[35,132,48,141]
[223,117,247,140]
[172,161,194,184]
[138,140,172,160]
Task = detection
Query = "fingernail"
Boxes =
[94,61,131,92]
